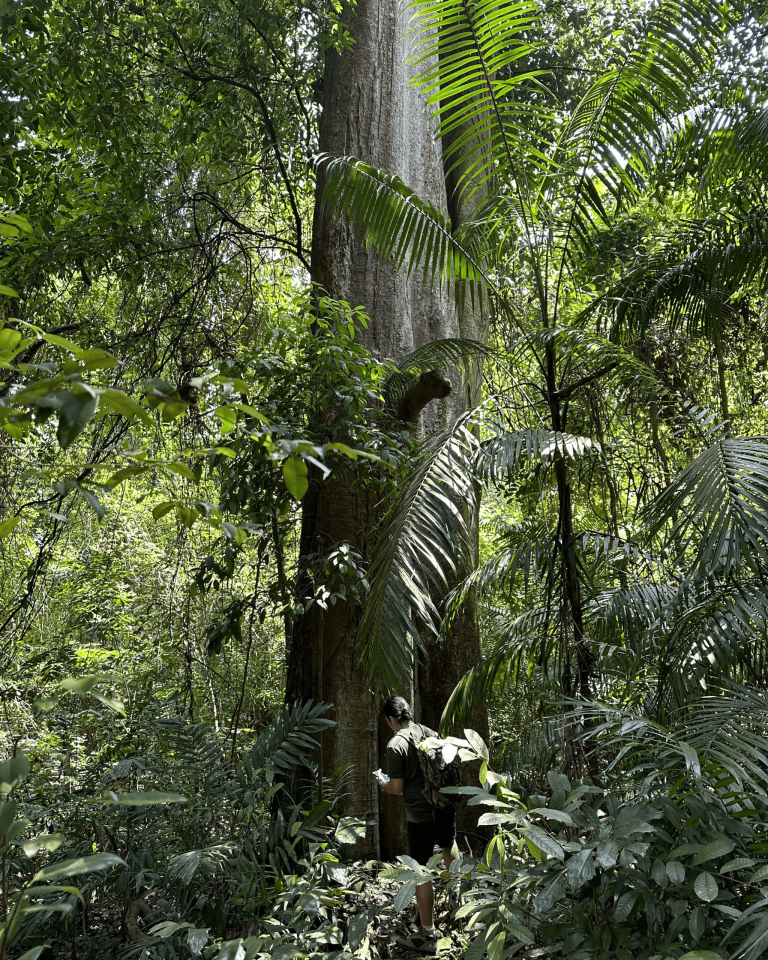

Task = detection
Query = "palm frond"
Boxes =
[316,154,489,306]
[587,209,768,340]
[479,428,601,481]
[406,0,551,201]
[646,436,768,576]
[440,606,550,729]
[688,683,768,796]
[359,412,481,689]
[384,337,494,406]
[560,0,734,203]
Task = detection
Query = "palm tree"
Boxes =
[315,0,768,766]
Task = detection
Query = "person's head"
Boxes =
[383,695,413,731]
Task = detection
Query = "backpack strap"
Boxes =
[393,724,425,782]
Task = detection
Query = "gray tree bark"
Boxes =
[286,0,488,860]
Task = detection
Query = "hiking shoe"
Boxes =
[394,929,438,955]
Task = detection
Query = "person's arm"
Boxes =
[379,777,403,796]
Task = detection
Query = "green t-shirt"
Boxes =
[386,722,436,823]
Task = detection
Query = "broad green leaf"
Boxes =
[161,400,189,422]
[166,462,197,481]
[720,857,754,874]
[679,952,723,960]
[33,697,59,712]
[91,692,126,715]
[42,333,79,352]
[5,213,33,233]
[57,391,98,448]
[521,824,564,860]
[61,676,101,694]
[487,931,506,960]
[22,833,65,857]
[283,456,309,501]
[100,389,153,426]
[106,465,148,487]
[694,872,718,902]
[505,921,535,945]
[691,837,735,865]
[0,284,19,296]
[529,808,574,825]
[98,791,187,805]
[667,860,685,885]
[0,517,20,538]
[152,501,176,520]
[13,947,51,960]
[33,852,125,882]
[187,928,209,955]
[394,878,417,912]
[0,754,30,793]
[0,800,18,832]
[334,817,367,844]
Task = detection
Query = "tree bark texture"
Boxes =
[286,0,488,859]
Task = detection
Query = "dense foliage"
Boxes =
[2,0,768,957]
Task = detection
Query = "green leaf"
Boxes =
[91,693,126,715]
[22,833,65,857]
[57,392,98,448]
[13,947,51,960]
[0,754,30,793]
[5,213,33,233]
[61,676,101,694]
[667,860,685,885]
[152,501,176,520]
[487,931,506,960]
[719,857,755,874]
[679,952,723,960]
[529,808,574,825]
[100,389,153,426]
[520,825,564,860]
[166,462,197,481]
[283,456,309,501]
[694,872,718,902]
[0,284,19,297]
[33,852,126,882]
[0,517,20,538]
[42,333,79,352]
[691,837,735,865]
[161,400,189,422]
[96,791,187,805]
[394,878,417,911]
[334,817,367,844]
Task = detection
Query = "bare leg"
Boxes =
[415,880,434,928]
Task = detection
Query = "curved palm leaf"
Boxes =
[316,154,489,306]
[440,605,551,730]
[587,209,768,339]
[383,337,495,406]
[358,411,481,689]
[646,436,768,576]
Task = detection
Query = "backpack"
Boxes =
[398,725,460,809]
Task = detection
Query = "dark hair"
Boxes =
[383,695,413,723]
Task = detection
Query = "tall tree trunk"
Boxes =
[286,0,488,858]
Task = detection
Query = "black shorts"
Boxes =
[406,806,456,865]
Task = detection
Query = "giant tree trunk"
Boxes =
[286,0,488,859]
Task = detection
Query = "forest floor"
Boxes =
[357,862,470,960]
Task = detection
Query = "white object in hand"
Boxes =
[373,768,390,784]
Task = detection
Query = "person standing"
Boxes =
[375,695,456,955]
